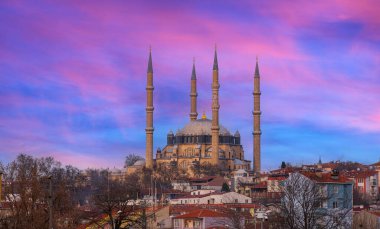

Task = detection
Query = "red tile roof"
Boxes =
[169,204,260,215]
[252,181,267,189]
[371,161,380,167]
[268,176,287,181]
[300,172,352,184]
[369,211,380,217]
[270,167,300,175]
[174,209,226,219]
[174,193,214,199]
[344,170,377,179]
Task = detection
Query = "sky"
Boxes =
[0,0,380,170]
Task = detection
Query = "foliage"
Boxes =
[221,182,230,192]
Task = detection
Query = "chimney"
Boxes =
[331,169,339,180]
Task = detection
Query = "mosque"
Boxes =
[144,48,262,174]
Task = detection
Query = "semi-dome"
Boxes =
[178,118,231,136]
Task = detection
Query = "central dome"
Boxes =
[178,118,231,136]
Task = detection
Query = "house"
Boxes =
[370,161,380,193]
[282,171,354,228]
[267,175,287,192]
[300,171,353,210]
[170,191,252,205]
[344,170,378,200]
[188,176,227,191]
[173,209,232,229]
[147,205,171,229]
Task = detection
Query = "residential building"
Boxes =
[282,171,354,228]
[300,171,353,210]
[170,191,252,205]
[371,161,380,193]
[345,170,378,200]
[267,175,287,192]
[173,209,232,229]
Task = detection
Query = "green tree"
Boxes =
[221,182,230,192]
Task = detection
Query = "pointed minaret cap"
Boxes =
[147,46,153,73]
[254,56,260,77]
[213,45,218,70]
[191,57,196,80]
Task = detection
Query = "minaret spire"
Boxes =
[211,47,220,165]
[145,48,154,169]
[147,46,153,73]
[190,58,198,121]
[253,57,262,173]
[213,45,219,70]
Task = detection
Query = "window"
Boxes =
[194,221,201,227]
[333,201,338,208]
[245,199,249,203]
[174,219,179,227]
[333,186,338,194]
[235,199,238,203]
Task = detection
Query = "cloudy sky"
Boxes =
[1,1,379,170]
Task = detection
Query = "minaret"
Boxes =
[211,48,220,165]
[145,48,154,169]
[190,59,198,121]
[253,57,262,173]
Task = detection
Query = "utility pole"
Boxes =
[48,176,53,229]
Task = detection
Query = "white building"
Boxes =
[170,191,252,205]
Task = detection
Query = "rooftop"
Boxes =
[174,209,226,219]
[301,172,352,184]
[178,118,231,136]
[343,170,377,179]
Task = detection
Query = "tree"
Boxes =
[221,182,230,192]
[199,162,222,176]
[218,207,245,229]
[279,172,352,229]
[124,154,144,168]
[91,177,143,229]
[0,154,82,229]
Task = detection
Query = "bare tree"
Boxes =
[279,172,352,229]
[91,175,140,229]
[191,162,222,177]
[0,154,82,228]
[124,154,144,168]
[219,207,246,229]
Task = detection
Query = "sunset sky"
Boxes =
[1,1,379,170]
